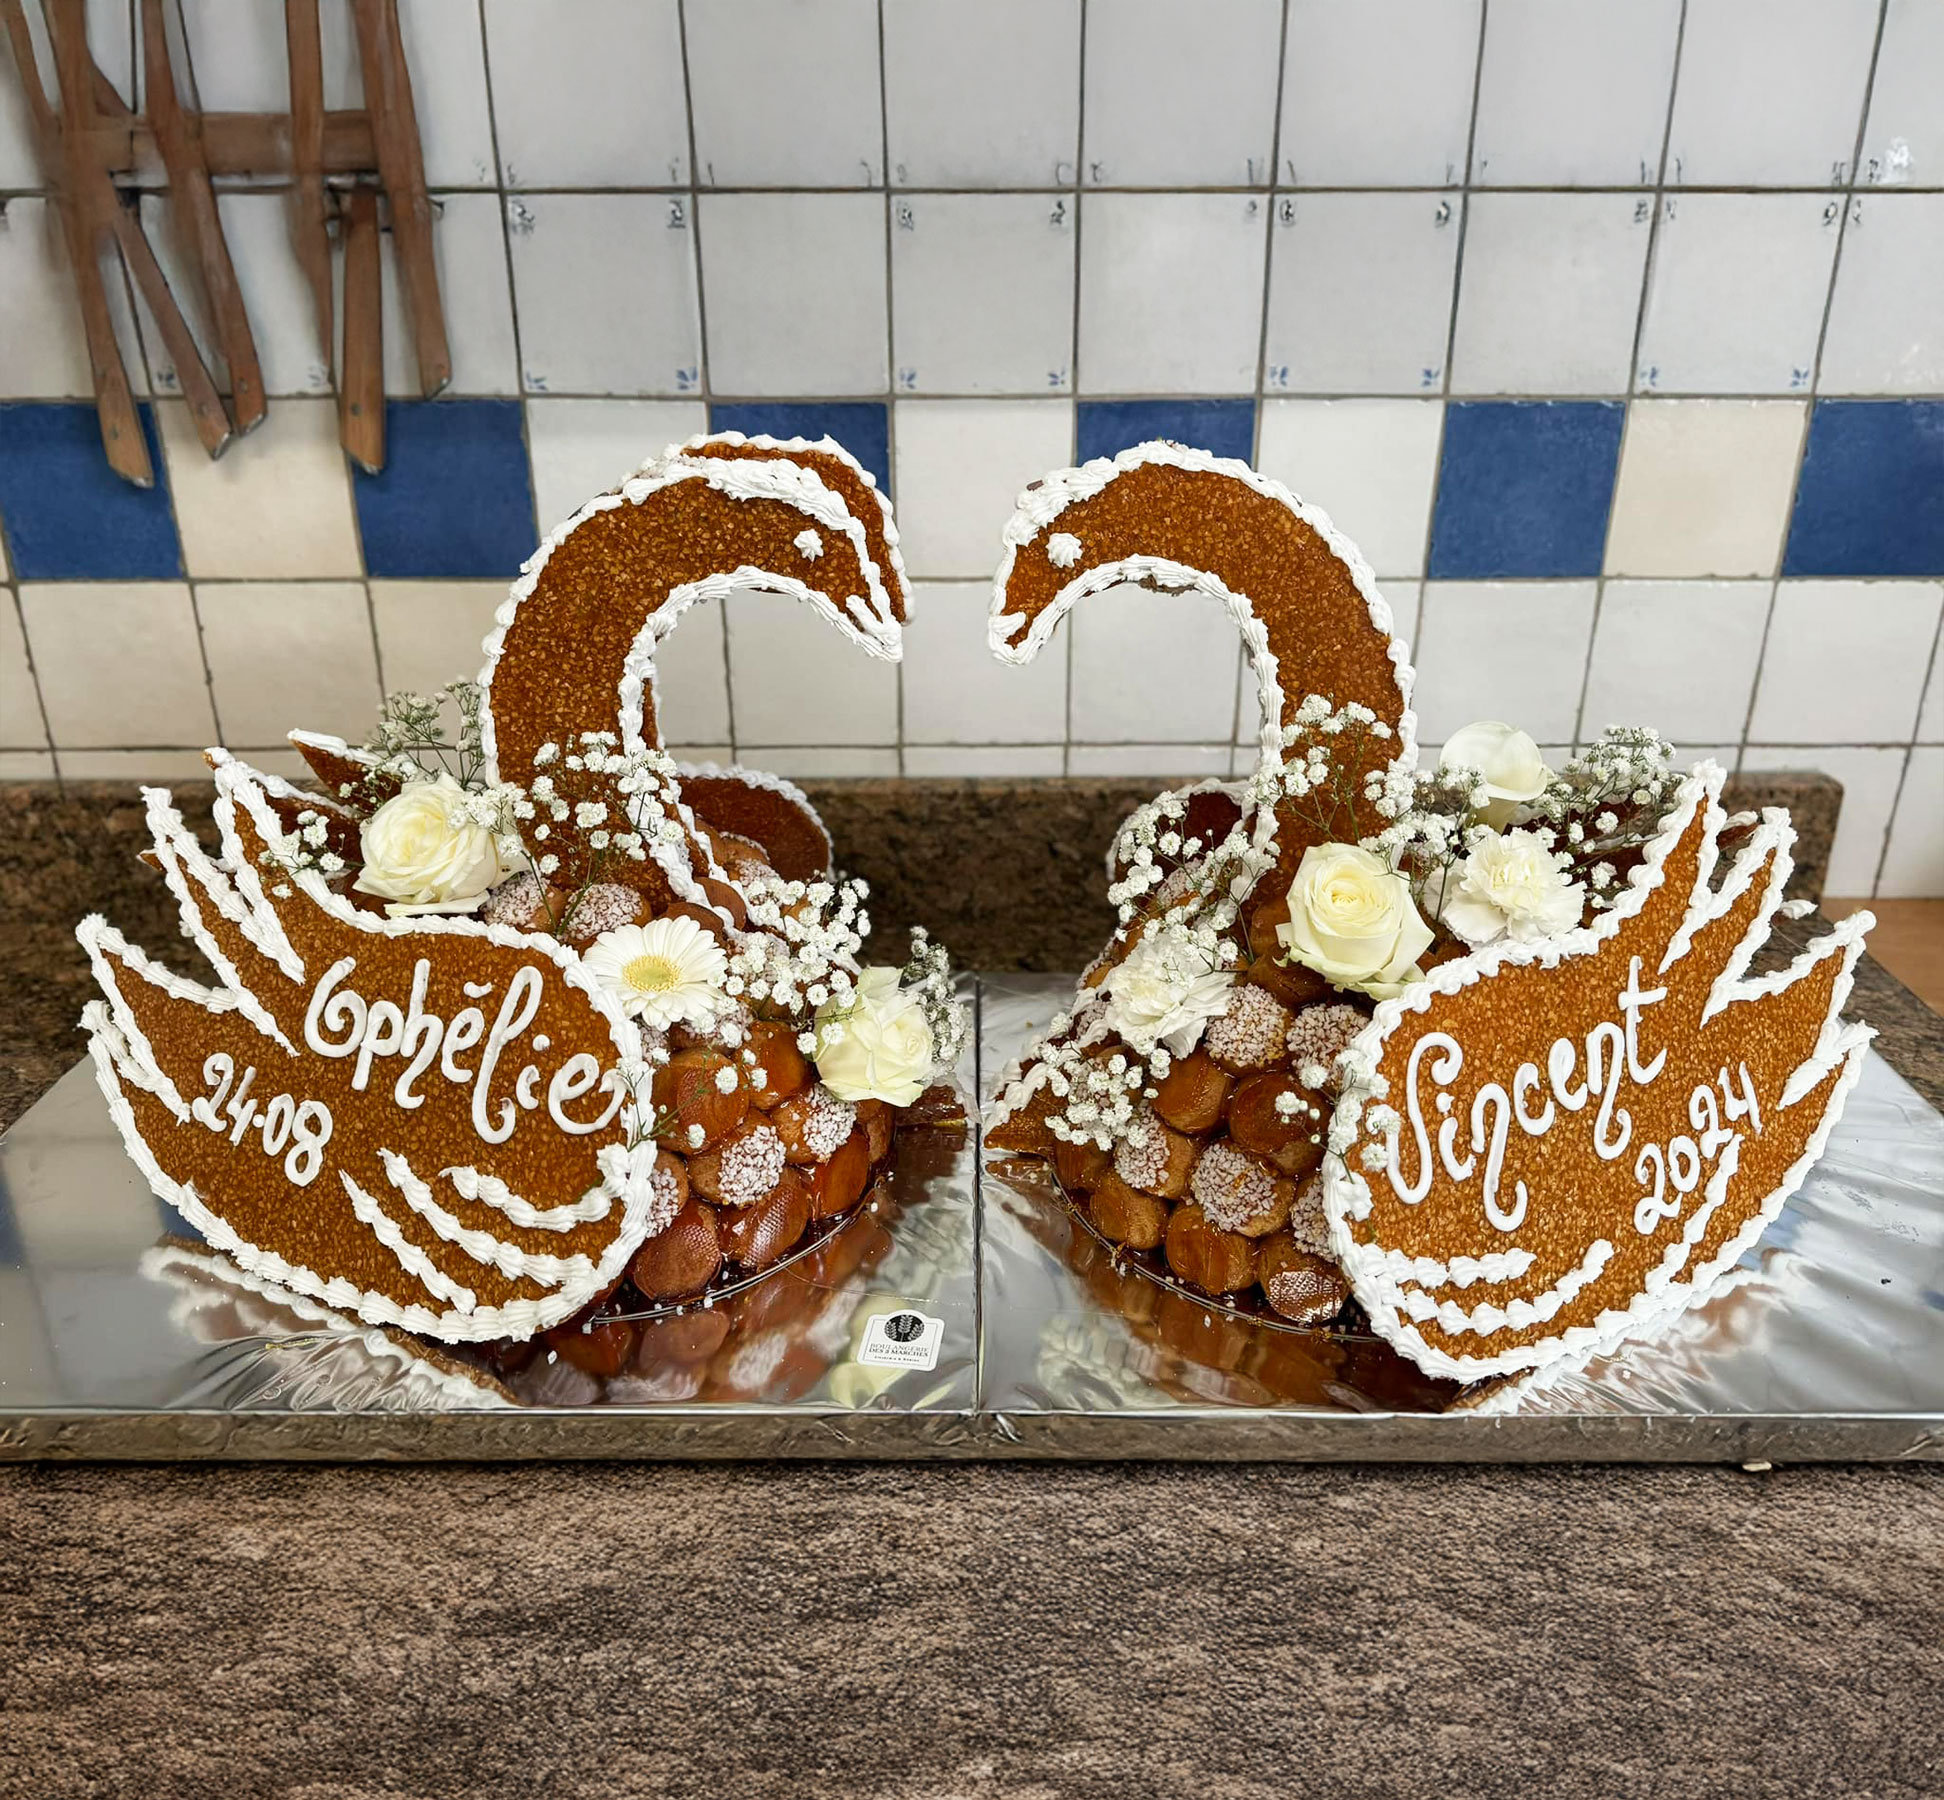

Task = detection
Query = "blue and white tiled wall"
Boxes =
[1,0,1941,894]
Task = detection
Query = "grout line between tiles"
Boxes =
[1061,0,1091,781]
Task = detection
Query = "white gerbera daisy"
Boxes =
[582,915,728,1029]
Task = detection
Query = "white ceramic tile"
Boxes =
[0,0,130,187]
[369,580,509,694]
[1255,399,1442,577]
[1819,194,1944,394]
[892,399,1075,579]
[902,744,1065,777]
[1412,582,1597,743]
[883,0,1081,188]
[647,602,734,751]
[394,0,498,188]
[19,583,216,746]
[160,398,360,578]
[670,745,735,768]
[1278,0,1482,188]
[1742,744,1905,895]
[0,750,55,778]
[1581,581,1770,745]
[1450,193,1651,396]
[741,746,900,778]
[1077,194,1267,394]
[483,0,689,187]
[891,194,1075,395]
[1069,743,1235,778]
[1263,193,1461,395]
[1666,0,1879,187]
[725,592,899,747]
[1472,0,1680,187]
[1862,0,1944,190]
[687,0,882,188]
[1750,582,1943,745]
[382,194,518,396]
[1,596,46,749]
[1070,586,1242,743]
[1606,401,1805,578]
[1879,746,1944,896]
[134,192,328,399]
[902,580,1066,744]
[524,399,709,532]
[1083,0,1282,188]
[174,0,311,112]
[507,194,702,397]
[0,198,146,398]
[699,194,887,397]
[1635,194,1840,395]
[1919,643,1944,742]
[195,582,381,745]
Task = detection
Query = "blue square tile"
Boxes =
[708,402,891,493]
[352,401,537,579]
[1075,398,1256,465]
[1784,401,1944,578]
[1428,401,1625,580]
[0,403,181,580]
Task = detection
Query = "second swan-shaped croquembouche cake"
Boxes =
[985,441,1874,1387]
[78,433,967,1382]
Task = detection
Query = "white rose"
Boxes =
[814,967,934,1106]
[1440,721,1552,826]
[1275,843,1433,1000]
[1433,829,1586,948]
[1100,935,1234,1058]
[353,774,516,916]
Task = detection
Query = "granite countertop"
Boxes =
[2,773,1936,1125]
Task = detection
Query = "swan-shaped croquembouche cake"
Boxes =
[987,441,1874,1388]
[79,433,967,1374]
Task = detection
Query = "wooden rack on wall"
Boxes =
[2,0,450,482]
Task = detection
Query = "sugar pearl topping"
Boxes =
[798,1084,858,1162]
[1190,1141,1280,1233]
[480,870,547,929]
[1203,983,1293,1069]
[1288,1172,1330,1256]
[1112,1107,1173,1192]
[714,1125,785,1208]
[562,881,644,941]
[1284,1003,1369,1086]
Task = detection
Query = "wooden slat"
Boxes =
[140,0,263,434]
[71,108,375,178]
[338,187,384,472]
[25,0,151,484]
[350,0,448,396]
[283,0,333,388]
[108,199,234,455]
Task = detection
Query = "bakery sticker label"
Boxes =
[858,1310,945,1371]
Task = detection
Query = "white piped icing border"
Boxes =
[1324,761,1876,1385]
[77,751,675,1346]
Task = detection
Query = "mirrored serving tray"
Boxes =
[0,981,982,1461]
[2,974,1940,1462]
[976,974,1944,1462]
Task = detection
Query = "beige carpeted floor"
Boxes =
[3,1460,1940,1800]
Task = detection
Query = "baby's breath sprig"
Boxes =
[1524,726,1679,908]
[900,925,969,1069]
